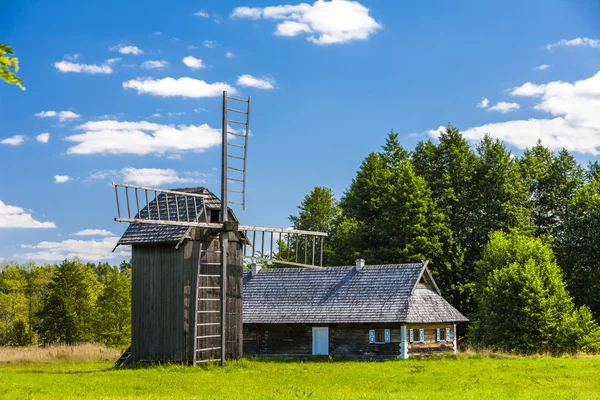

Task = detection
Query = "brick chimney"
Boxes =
[251,263,262,277]
[355,259,365,271]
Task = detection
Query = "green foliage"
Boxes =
[36,259,101,344]
[0,266,29,345]
[0,43,25,90]
[289,186,340,233]
[470,231,599,354]
[94,267,131,346]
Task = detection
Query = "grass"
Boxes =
[1,346,599,399]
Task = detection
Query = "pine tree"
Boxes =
[35,259,100,344]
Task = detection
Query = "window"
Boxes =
[369,329,391,344]
[210,209,220,222]
[419,329,424,342]
[409,329,414,343]
[446,328,452,342]
[436,328,441,342]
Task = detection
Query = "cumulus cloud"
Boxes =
[203,40,217,48]
[66,120,222,155]
[18,236,128,262]
[1,135,25,146]
[0,200,55,228]
[105,57,122,65]
[84,167,210,186]
[535,64,550,71]
[36,133,50,143]
[54,175,72,183]
[35,110,81,121]
[182,56,206,69]
[225,51,234,58]
[237,74,276,89]
[71,229,115,237]
[230,0,382,45]
[122,77,235,98]
[547,37,600,50]
[194,10,210,18]
[110,44,144,55]
[429,71,600,155]
[488,101,520,114]
[53,60,113,74]
[141,60,168,69]
[477,97,489,108]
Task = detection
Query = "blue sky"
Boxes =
[1,0,600,263]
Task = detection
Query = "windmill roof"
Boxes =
[242,263,468,324]
[116,187,237,247]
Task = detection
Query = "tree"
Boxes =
[25,264,55,344]
[471,231,599,353]
[558,178,600,319]
[35,259,100,344]
[95,267,131,346]
[0,266,29,345]
[0,43,25,90]
[289,186,340,233]
[334,131,453,281]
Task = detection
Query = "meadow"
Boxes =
[0,346,599,400]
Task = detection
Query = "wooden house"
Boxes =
[242,260,467,358]
[115,187,245,364]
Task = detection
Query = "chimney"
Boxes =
[355,259,365,271]
[251,263,261,277]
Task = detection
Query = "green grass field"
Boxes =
[1,355,599,399]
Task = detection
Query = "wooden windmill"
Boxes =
[112,92,327,366]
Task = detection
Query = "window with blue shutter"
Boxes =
[369,330,375,343]
[436,328,440,342]
[419,329,424,342]
[446,328,451,341]
[385,329,391,343]
[409,329,414,343]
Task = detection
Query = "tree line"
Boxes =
[0,259,131,347]
[288,126,600,353]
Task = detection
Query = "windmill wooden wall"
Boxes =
[130,229,243,364]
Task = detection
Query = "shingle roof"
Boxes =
[242,263,468,324]
[116,187,233,246]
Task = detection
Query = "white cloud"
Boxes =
[0,200,55,228]
[203,40,217,48]
[35,110,81,121]
[182,56,206,69]
[110,44,144,55]
[1,135,25,146]
[67,120,222,155]
[71,229,115,237]
[53,60,113,74]
[153,31,162,36]
[167,112,186,117]
[547,37,600,50]
[141,60,168,69]
[429,71,600,155]
[105,57,122,65]
[194,108,208,113]
[122,77,235,98]
[194,10,210,18]
[36,133,50,143]
[120,167,208,186]
[535,64,550,71]
[225,51,234,58]
[477,97,489,108]
[237,74,276,89]
[230,0,382,45]
[187,45,198,49]
[64,54,79,60]
[18,236,127,262]
[54,175,72,183]
[488,101,520,114]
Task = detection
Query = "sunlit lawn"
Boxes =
[1,355,599,399]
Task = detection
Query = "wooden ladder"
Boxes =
[114,346,131,367]
[194,248,223,364]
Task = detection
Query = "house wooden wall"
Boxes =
[406,323,454,355]
[131,230,243,364]
[243,323,455,358]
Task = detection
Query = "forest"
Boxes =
[1,125,600,354]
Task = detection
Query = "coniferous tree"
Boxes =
[35,259,100,344]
